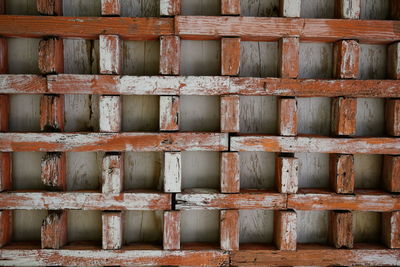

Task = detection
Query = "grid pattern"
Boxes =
[0,0,399,266]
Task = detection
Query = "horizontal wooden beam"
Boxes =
[0,192,171,210]
[0,132,228,152]
[175,16,400,43]
[230,136,400,154]
[0,249,228,266]
[288,190,400,212]
[0,15,173,40]
[2,75,399,97]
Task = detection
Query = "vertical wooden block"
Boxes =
[221,0,240,15]
[390,0,400,20]
[160,96,180,131]
[40,94,64,132]
[329,211,353,249]
[329,154,355,194]
[279,0,301,17]
[331,97,357,136]
[0,210,11,247]
[221,38,241,76]
[383,155,400,193]
[0,95,8,131]
[220,210,239,251]
[333,40,359,79]
[99,96,121,133]
[278,97,297,136]
[385,99,400,136]
[0,38,7,74]
[101,0,120,16]
[0,96,10,192]
[274,210,296,250]
[102,153,123,194]
[221,152,240,193]
[102,211,123,250]
[36,0,63,15]
[388,42,400,79]
[160,36,180,75]
[163,211,180,250]
[0,0,4,15]
[334,0,360,19]
[220,95,240,133]
[41,153,66,191]
[278,37,299,78]
[38,38,64,74]
[164,152,181,193]
[275,156,298,194]
[160,0,181,16]
[382,211,400,248]
[41,211,67,249]
[99,35,122,75]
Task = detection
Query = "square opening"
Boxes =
[12,210,47,244]
[239,210,274,245]
[63,0,101,16]
[240,152,275,190]
[64,95,99,132]
[356,98,385,136]
[5,0,39,15]
[67,210,102,246]
[181,210,220,244]
[240,96,277,134]
[124,211,163,247]
[297,153,329,189]
[240,42,278,77]
[8,38,40,74]
[9,95,40,132]
[64,40,99,74]
[297,210,329,244]
[181,0,220,15]
[67,152,102,191]
[355,154,382,189]
[120,0,160,17]
[298,98,331,135]
[181,152,220,190]
[122,40,160,75]
[124,152,162,191]
[180,96,220,132]
[12,152,46,190]
[122,96,159,131]
[299,43,333,79]
[360,0,389,20]
[181,40,220,75]
[359,44,387,79]
[353,211,382,244]
[300,0,334,18]
[241,0,279,17]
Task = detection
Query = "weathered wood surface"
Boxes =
[0,192,171,210]
[101,0,120,16]
[0,132,228,152]
[159,96,180,131]
[102,211,123,249]
[41,211,67,249]
[160,36,180,75]
[273,210,297,250]
[220,210,239,251]
[328,211,353,248]
[163,211,181,250]
[220,152,240,193]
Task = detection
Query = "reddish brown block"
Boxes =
[220,210,239,251]
[101,0,120,16]
[333,40,359,79]
[102,153,123,194]
[0,210,11,247]
[160,0,181,16]
[330,154,355,194]
[385,99,400,136]
[221,152,240,193]
[41,211,67,249]
[99,35,122,75]
[329,211,353,248]
[0,152,11,192]
[36,0,63,15]
[221,38,241,76]
[160,36,180,75]
[278,97,297,136]
[331,97,357,136]
[40,94,64,132]
[220,95,240,133]
[383,155,400,193]
[0,38,7,74]
[163,211,180,250]
[221,0,240,15]
[388,42,400,79]
[38,38,64,74]
[382,211,400,248]
[278,37,299,78]
[102,211,123,249]
[274,210,296,250]
[41,153,66,191]
[390,0,400,19]
[335,0,360,19]
[160,96,180,131]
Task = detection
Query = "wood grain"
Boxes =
[41,211,67,249]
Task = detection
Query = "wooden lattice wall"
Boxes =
[0,0,399,266]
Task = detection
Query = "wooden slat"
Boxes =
[101,0,120,16]
[160,36,180,75]
[0,249,228,266]
[278,37,299,78]
[221,38,240,76]
[383,155,400,193]
[278,98,297,136]
[163,211,181,250]
[382,211,400,249]
[331,97,357,136]
[334,0,360,19]
[0,95,10,192]
[175,16,400,43]
[220,95,240,133]
[0,75,47,94]
[176,191,287,210]
[99,96,121,132]
[102,211,123,249]
[99,35,122,75]
[0,192,171,210]
[275,156,298,194]
[273,210,296,250]
[221,0,240,15]
[102,153,123,194]
[333,40,359,79]
[279,0,301,17]
[36,0,63,15]
[328,211,353,248]
[40,95,64,131]
[38,38,64,74]
[385,99,400,136]
[0,38,7,74]
[288,190,400,211]
[220,210,239,251]
[0,132,228,152]
[0,16,173,40]
[220,152,240,193]
[230,136,400,154]
[388,42,400,79]
[41,211,67,249]
[160,96,180,131]
[164,152,182,193]
[0,210,11,247]
[160,0,181,16]
[329,154,355,194]
[41,153,66,191]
